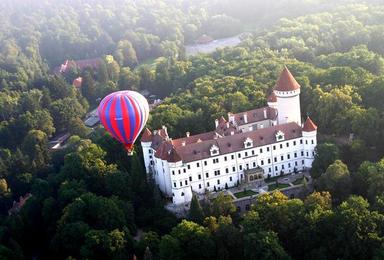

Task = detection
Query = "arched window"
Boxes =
[181,192,184,196]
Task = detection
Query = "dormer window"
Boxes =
[276,130,285,141]
[210,145,219,156]
[244,137,253,148]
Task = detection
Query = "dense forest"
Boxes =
[1,0,384,259]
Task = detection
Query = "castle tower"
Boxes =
[302,116,318,168]
[274,66,301,126]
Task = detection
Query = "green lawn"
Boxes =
[265,175,281,184]
[234,190,257,198]
[268,183,290,191]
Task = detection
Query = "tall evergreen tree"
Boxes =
[188,194,205,224]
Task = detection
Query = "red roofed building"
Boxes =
[73,77,82,88]
[54,58,102,75]
[141,67,317,204]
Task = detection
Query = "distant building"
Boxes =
[196,34,214,44]
[54,58,102,75]
[141,67,318,204]
[49,132,71,150]
[8,193,32,215]
[72,77,82,88]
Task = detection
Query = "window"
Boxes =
[245,152,248,157]
[273,145,276,150]
[286,142,289,147]
[311,140,314,144]
[301,151,304,156]
[241,174,243,179]
[185,180,188,185]
[226,168,229,173]
[178,170,181,174]
[172,170,175,175]
[180,181,182,186]
[239,165,243,170]
[232,166,236,172]
[174,182,176,187]
[274,157,277,163]
[238,153,241,158]
[269,168,271,173]
[217,179,220,185]
[207,182,210,187]
[199,184,202,189]
[204,161,207,166]
[181,192,184,196]
[230,176,232,181]
[149,150,152,154]
[300,139,303,144]
[282,165,285,169]
[197,162,200,167]
[253,162,256,167]
[295,161,298,166]
[213,158,219,164]
[305,140,308,145]
[280,144,283,149]
[287,154,290,159]
[302,160,305,165]
[288,163,291,168]
[183,168,186,173]
[260,148,263,153]
[306,152,309,156]
[224,156,227,161]
[261,160,264,166]
[294,152,297,158]
[231,155,235,160]
[268,158,271,164]
[198,174,202,180]
[281,155,284,161]
[246,163,249,169]
[206,172,209,178]
[187,165,190,169]
[252,150,255,155]
[189,176,192,181]
[293,141,296,146]
[275,166,278,171]
[214,170,221,176]
[267,147,270,152]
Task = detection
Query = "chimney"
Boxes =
[186,132,190,137]
[263,108,267,119]
[215,119,219,128]
[243,113,248,123]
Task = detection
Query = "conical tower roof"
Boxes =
[275,66,300,91]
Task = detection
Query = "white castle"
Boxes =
[141,67,317,204]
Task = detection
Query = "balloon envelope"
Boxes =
[98,91,149,155]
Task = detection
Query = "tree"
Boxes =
[243,231,291,260]
[159,235,182,260]
[211,192,236,217]
[168,220,215,260]
[188,195,205,224]
[316,160,351,204]
[311,143,340,179]
[21,130,49,170]
[143,247,153,260]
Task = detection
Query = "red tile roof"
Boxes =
[232,106,277,126]
[141,128,152,142]
[274,66,300,92]
[268,92,277,102]
[302,117,317,132]
[156,122,303,163]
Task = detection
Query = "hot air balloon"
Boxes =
[98,91,149,155]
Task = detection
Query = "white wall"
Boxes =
[275,89,301,126]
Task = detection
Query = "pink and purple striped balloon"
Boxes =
[98,91,149,155]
